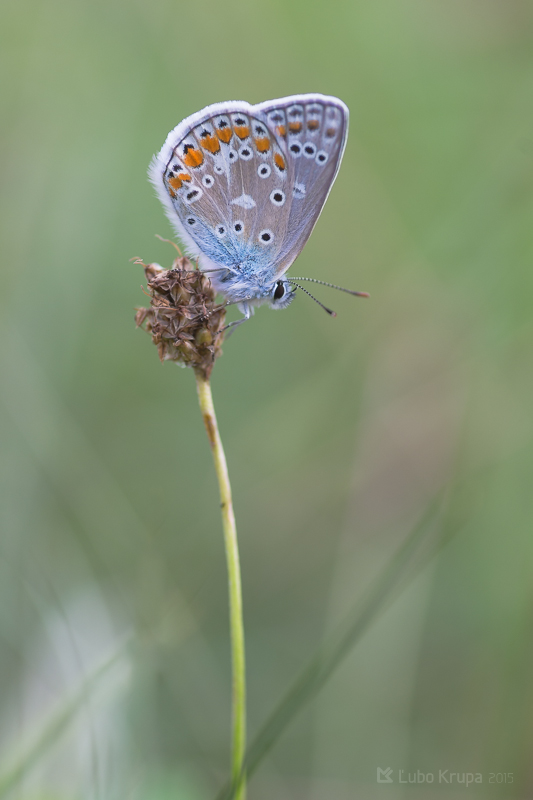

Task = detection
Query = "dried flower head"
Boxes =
[135,255,226,380]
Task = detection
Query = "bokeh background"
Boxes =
[1,0,533,797]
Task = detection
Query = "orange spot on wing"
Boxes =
[182,148,204,168]
[168,175,182,190]
[168,187,176,198]
[178,172,191,181]
[307,119,320,130]
[274,153,286,171]
[234,125,250,139]
[325,127,337,138]
[288,121,302,133]
[200,134,220,153]
[276,124,286,136]
[254,136,270,153]
[216,127,232,143]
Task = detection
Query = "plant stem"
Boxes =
[195,372,246,800]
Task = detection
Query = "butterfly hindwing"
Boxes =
[150,102,295,273]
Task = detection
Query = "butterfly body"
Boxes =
[149,94,349,318]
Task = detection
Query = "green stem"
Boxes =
[196,372,246,800]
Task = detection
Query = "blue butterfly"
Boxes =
[150,94,365,324]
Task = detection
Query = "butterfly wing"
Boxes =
[149,101,294,276]
[149,94,348,295]
[255,94,349,278]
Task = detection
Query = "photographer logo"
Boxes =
[377,767,394,783]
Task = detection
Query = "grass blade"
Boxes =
[0,636,130,798]
[215,496,446,800]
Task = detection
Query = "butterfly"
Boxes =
[149,94,366,325]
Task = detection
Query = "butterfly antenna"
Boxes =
[289,276,369,298]
[288,282,337,317]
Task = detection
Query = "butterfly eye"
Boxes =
[273,281,285,300]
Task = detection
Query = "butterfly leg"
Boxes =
[221,301,253,337]
[222,318,248,337]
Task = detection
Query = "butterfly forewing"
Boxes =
[258,97,348,277]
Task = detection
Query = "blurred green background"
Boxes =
[1,0,533,797]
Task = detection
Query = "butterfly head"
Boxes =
[269,279,296,310]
